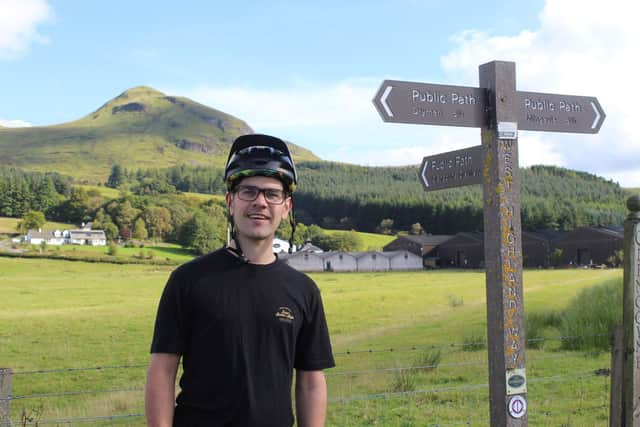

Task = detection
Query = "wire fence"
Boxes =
[2,334,614,426]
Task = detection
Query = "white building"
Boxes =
[322,252,357,272]
[386,251,424,270]
[355,252,390,272]
[25,228,107,246]
[281,252,324,272]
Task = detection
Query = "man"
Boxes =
[145,134,335,427]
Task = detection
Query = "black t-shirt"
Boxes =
[150,248,335,426]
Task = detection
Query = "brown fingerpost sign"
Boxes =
[373,59,605,426]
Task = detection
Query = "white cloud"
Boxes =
[175,79,377,130]
[0,0,53,59]
[0,119,32,127]
[440,0,640,187]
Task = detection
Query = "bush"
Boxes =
[448,294,464,308]
[525,310,562,349]
[414,348,441,371]
[390,366,416,392]
[559,278,622,351]
[107,242,119,256]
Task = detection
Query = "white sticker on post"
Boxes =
[508,395,527,418]
[498,122,518,140]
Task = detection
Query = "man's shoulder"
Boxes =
[171,248,232,279]
[274,259,319,290]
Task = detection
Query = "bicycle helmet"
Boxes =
[224,134,297,192]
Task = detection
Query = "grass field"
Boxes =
[1,258,621,426]
[29,242,195,263]
[325,229,397,251]
[0,217,76,235]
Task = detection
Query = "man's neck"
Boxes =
[230,237,276,265]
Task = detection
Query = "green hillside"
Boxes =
[0,86,319,182]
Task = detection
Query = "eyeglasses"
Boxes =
[234,185,288,205]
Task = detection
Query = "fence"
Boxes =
[1,334,615,426]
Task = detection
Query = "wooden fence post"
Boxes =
[622,194,640,426]
[0,368,11,427]
[611,324,623,426]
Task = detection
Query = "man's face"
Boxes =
[226,176,292,243]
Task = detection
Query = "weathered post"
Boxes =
[623,194,640,426]
[0,368,11,427]
[610,324,623,426]
[480,60,528,425]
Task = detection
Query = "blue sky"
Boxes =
[2,0,638,187]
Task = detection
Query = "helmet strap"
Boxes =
[226,213,249,264]
[288,205,296,254]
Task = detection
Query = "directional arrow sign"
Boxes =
[373,80,487,128]
[517,91,605,133]
[419,145,484,191]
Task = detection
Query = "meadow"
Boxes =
[1,257,621,426]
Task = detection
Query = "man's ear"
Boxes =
[225,192,233,209]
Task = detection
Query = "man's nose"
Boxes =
[252,190,269,205]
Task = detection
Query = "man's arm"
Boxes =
[145,353,180,427]
[295,369,328,427]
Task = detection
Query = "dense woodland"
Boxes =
[0,162,628,251]
[103,161,627,233]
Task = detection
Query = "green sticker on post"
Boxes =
[506,368,527,395]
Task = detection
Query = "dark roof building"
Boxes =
[551,226,623,266]
[382,234,453,257]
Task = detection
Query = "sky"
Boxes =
[1,0,638,187]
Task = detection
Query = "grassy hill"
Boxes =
[0,86,319,183]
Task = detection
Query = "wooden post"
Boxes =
[0,368,11,427]
[611,324,623,427]
[480,60,528,426]
[623,194,640,426]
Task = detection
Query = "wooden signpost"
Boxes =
[373,60,605,426]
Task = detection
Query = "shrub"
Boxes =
[414,348,441,371]
[107,242,119,256]
[525,309,562,349]
[448,294,464,308]
[559,278,622,351]
[390,367,416,392]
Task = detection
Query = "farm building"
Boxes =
[437,231,564,268]
[438,232,485,268]
[26,228,107,246]
[551,226,623,266]
[385,251,424,270]
[323,252,358,272]
[382,234,453,257]
[354,251,389,271]
[282,251,324,272]
[26,229,66,246]
[281,250,423,272]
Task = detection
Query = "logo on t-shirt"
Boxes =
[275,307,295,323]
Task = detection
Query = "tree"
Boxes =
[107,164,124,188]
[178,211,226,255]
[409,222,424,235]
[313,231,362,251]
[376,218,395,235]
[143,206,172,239]
[16,211,46,234]
[550,248,564,267]
[107,199,140,231]
[132,218,149,240]
[102,218,119,242]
